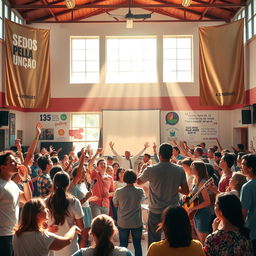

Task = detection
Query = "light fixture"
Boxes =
[126,19,133,29]
[182,0,192,7]
[65,0,75,9]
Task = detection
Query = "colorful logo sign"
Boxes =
[165,112,179,125]
[60,114,67,121]
[58,129,65,136]
[69,128,84,140]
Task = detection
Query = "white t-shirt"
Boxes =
[73,183,89,207]
[73,246,133,256]
[0,179,21,236]
[13,231,55,256]
[47,197,84,256]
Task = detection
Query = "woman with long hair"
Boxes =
[46,171,84,256]
[204,192,253,256]
[72,214,133,256]
[147,206,204,256]
[13,198,80,256]
[187,161,212,243]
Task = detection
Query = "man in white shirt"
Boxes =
[109,141,149,170]
[0,152,32,256]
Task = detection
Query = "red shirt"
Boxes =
[90,169,114,208]
[218,172,232,192]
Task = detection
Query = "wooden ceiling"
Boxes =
[10,0,246,24]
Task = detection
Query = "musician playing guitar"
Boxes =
[188,161,212,243]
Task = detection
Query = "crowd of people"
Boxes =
[0,122,256,256]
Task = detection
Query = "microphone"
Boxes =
[89,179,97,191]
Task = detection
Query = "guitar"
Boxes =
[180,177,214,219]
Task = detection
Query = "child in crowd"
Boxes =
[72,214,134,256]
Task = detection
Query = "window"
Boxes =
[71,113,100,153]
[70,37,99,84]
[163,36,193,83]
[0,0,3,39]
[106,37,157,83]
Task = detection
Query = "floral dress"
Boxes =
[204,230,253,256]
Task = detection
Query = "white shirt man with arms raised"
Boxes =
[137,143,189,247]
[0,152,32,256]
[109,141,149,170]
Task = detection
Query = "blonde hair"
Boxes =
[14,198,46,236]
[231,173,247,195]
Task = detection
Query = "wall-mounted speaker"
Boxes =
[242,109,251,124]
[0,111,9,126]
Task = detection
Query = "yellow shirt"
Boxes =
[147,239,205,256]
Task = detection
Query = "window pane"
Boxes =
[248,3,252,20]
[0,0,2,18]
[4,4,9,18]
[11,11,14,21]
[106,37,157,83]
[85,114,100,127]
[72,115,85,127]
[248,20,252,39]
[70,38,99,83]
[254,0,256,15]
[0,19,2,39]
[84,128,100,141]
[254,17,256,35]
[163,36,193,83]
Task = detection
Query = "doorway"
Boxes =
[233,127,248,151]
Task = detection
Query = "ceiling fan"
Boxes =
[110,0,152,28]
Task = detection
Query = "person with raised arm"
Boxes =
[137,143,189,247]
[88,148,115,217]
[109,141,150,170]
[0,151,32,256]
[13,198,81,256]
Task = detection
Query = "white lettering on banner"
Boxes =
[12,34,38,70]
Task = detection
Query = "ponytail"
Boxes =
[46,171,70,225]
[91,215,115,256]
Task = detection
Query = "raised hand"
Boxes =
[36,122,42,136]
[109,141,114,149]
[97,148,104,155]
[153,142,157,153]
[15,139,22,151]
[144,142,150,149]
[17,165,29,180]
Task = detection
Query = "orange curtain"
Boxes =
[5,19,50,108]
[199,20,244,106]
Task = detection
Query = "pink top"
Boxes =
[90,169,114,208]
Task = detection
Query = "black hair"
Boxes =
[194,147,203,156]
[123,170,137,184]
[159,206,192,247]
[214,152,221,158]
[159,143,172,160]
[216,193,250,239]
[173,146,180,154]
[46,171,72,225]
[144,153,151,159]
[51,157,59,165]
[0,151,14,172]
[116,167,124,181]
[242,154,256,175]
[38,155,51,171]
[50,166,63,180]
[222,153,235,168]
[237,144,245,151]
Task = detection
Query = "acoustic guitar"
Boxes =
[180,177,214,219]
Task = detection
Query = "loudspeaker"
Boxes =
[0,111,9,126]
[253,104,256,124]
[242,110,251,124]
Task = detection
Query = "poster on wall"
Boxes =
[38,113,70,141]
[9,113,16,146]
[162,111,218,144]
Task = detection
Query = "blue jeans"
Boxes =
[118,226,142,256]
